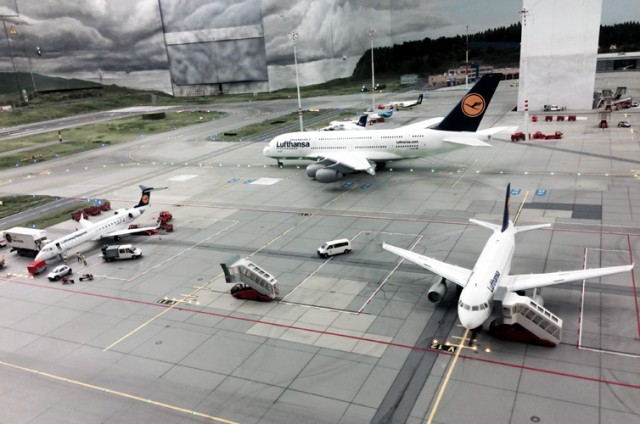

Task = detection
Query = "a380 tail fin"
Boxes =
[434,73,503,132]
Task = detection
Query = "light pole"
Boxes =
[289,30,304,132]
[1,16,22,99]
[521,7,529,141]
[368,28,375,110]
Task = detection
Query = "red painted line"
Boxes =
[627,234,640,340]
[3,278,640,391]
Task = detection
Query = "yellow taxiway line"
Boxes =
[426,328,470,424]
[0,359,239,424]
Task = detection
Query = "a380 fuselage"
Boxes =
[262,129,464,162]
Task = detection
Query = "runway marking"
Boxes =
[0,359,239,424]
[4,278,640,390]
[577,244,640,358]
[513,190,529,224]
[359,234,424,314]
[103,220,238,351]
[450,159,477,187]
[426,328,470,424]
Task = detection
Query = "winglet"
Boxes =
[416,94,423,105]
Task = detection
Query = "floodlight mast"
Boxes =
[289,30,304,132]
[369,28,376,110]
[521,7,530,141]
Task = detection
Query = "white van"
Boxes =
[317,239,352,258]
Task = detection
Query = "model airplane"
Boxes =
[321,114,368,131]
[263,73,509,183]
[35,185,166,263]
[381,94,423,110]
[383,183,634,330]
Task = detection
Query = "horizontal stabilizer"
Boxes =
[513,223,552,234]
[469,218,501,232]
[476,126,518,137]
[443,136,492,147]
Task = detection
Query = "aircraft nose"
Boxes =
[263,144,271,156]
[458,307,487,331]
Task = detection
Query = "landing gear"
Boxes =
[277,160,283,168]
[375,162,387,171]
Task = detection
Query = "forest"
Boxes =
[352,21,640,78]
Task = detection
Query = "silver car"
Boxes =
[47,265,72,281]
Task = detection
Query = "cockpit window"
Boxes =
[472,306,479,311]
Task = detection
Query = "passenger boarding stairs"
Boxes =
[220,255,280,300]
[492,287,562,346]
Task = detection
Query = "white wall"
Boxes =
[518,0,603,111]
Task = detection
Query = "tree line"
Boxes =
[352,21,640,78]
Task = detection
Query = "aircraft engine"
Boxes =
[315,168,343,183]
[306,163,325,179]
[427,278,447,303]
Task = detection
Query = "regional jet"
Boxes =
[383,184,634,330]
[382,94,423,110]
[35,185,166,263]
[263,73,510,183]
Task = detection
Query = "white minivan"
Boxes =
[317,239,352,258]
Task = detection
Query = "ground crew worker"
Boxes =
[77,251,82,263]
[82,255,87,266]
[63,254,68,263]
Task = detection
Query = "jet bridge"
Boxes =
[220,255,280,301]
[490,287,562,347]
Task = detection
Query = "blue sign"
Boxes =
[244,179,256,184]
[510,188,521,195]
[342,182,353,189]
[535,189,547,196]
[227,178,239,184]
[361,183,371,189]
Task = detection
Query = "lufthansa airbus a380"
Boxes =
[383,184,634,330]
[35,185,165,263]
[263,73,512,183]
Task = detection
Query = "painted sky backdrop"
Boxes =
[0,0,637,93]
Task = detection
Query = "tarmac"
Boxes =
[0,72,638,423]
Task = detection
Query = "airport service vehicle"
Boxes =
[264,74,514,183]
[4,227,49,257]
[27,259,47,275]
[101,244,142,262]
[36,185,165,263]
[221,257,280,301]
[618,120,631,128]
[543,104,562,111]
[317,239,352,258]
[383,183,633,337]
[47,265,72,281]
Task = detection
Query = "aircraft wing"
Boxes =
[101,225,159,239]
[506,264,634,292]
[476,126,518,138]
[382,243,471,288]
[309,151,376,174]
[442,136,492,147]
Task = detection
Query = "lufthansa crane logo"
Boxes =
[141,194,149,205]
[461,93,486,117]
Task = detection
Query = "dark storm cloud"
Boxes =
[0,0,168,74]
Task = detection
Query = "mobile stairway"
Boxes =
[220,255,280,301]
[490,287,562,347]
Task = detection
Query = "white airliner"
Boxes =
[35,185,165,263]
[383,184,634,330]
[263,73,510,183]
[383,94,423,110]
[321,114,368,131]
